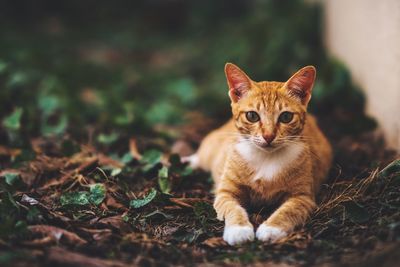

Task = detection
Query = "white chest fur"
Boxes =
[235,141,304,181]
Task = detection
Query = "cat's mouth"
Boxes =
[253,140,283,153]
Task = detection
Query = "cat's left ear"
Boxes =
[225,63,252,103]
[283,66,316,105]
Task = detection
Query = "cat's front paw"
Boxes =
[256,224,287,243]
[223,224,254,245]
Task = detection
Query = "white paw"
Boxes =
[256,224,287,243]
[223,225,254,246]
[181,154,199,169]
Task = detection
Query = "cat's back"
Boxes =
[303,114,332,191]
[196,119,237,179]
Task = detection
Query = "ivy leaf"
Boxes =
[60,192,90,206]
[38,95,60,116]
[89,183,106,205]
[2,108,23,131]
[41,114,68,136]
[158,166,171,194]
[60,184,106,206]
[1,172,20,186]
[140,150,162,172]
[120,152,133,164]
[97,132,119,145]
[130,188,157,209]
[343,200,370,224]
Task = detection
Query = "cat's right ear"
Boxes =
[225,63,252,103]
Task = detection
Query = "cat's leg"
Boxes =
[214,191,254,245]
[256,195,316,243]
[181,154,200,169]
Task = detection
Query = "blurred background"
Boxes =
[0,0,398,152]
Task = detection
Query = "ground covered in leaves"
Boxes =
[0,120,399,267]
[0,1,399,266]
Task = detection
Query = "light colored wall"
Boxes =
[324,0,400,151]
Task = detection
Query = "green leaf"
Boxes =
[41,114,68,136]
[140,150,162,172]
[97,132,119,145]
[2,108,23,131]
[2,172,20,186]
[166,78,197,105]
[60,191,90,206]
[0,59,8,74]
[89,183,106,205]
[145,101,182,124]
[158,166,171,194]
[7,71,30,87]
[27,207,41,222]
[130,188,157,208]
[343,200,370,224]
[38,95,61,116]
[379,159,400,178]
[120,152,133,164]
[110,168,122,176]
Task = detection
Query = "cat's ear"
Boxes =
[283,66,316,105]
[225,63,252,103]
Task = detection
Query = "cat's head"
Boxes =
[224,63,316,152]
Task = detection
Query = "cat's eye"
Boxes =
[279,111,294,123]
[245,111,260,123]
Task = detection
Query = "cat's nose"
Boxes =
[262,134,276,145]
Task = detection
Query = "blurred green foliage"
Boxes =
[0,0,375,146]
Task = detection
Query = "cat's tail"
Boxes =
[181,154,200,169]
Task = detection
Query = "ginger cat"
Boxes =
[185,63,332,245]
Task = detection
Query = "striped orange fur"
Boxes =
[186,63,332,245]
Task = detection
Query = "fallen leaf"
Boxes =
[202,237,227,248]
[88,183,106,205]
[60,191,90,206]
[140,150,162,172]
[28,225,87,246]
[46,247,128,267]
[0,171,20,186]
[2,107,23,131]
[158,166,171,194]
[0,145,21,159]
[21,194,39,205]
[130,188,157,208]
[93,216,131,233]
[129,138,142,160]
[79,227,113,241]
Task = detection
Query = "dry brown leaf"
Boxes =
[79,227,113,241]
[28,225,87,246]
[0,145,21,159]
[202,237,227,248]
[22,236,56,247]
[169,197,212,208]
[91,216,131,233]
[46,247,128,267]
[129,138,142,160]
[105,195,127,210]
[40,157,97,189]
